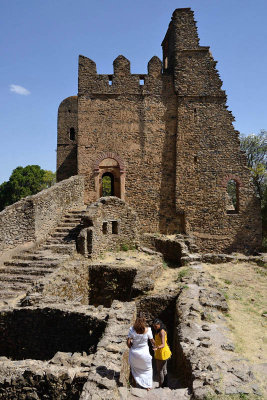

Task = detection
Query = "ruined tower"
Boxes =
[56,8,261,253]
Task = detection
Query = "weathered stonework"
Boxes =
[0,175,84,253]
[77,197,139,258]
[57,8,261,254]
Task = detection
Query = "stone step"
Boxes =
[50,231,76,238]
[0,289,23,299]
[0,282,30,291]
[0,274,42,283]
[12,253,66,261]
[54,226,80,232]
[0,267,53,276]
[45,238,76,245]
[61,216,82,222]
[41,244,75,254]
[4,260,60,268]
[66,210,85,214]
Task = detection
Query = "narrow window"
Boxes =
[194,156,198,164]
[226,180,239,214]
[102,173,114,197]
[108,75,113,86]
[102,222,108,234]
[70,127,75,141]
[139,76,144,86]
[112,221,118,234]
[164,57,168,69]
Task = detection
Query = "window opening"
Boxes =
[112,221,118,234]
[108,75,113,86]
[139,76,144,86]
[164,57,168,70]
[102,222,108,234]
[70,127,75,141]
[102,172,114,197]
[226,180,239,214]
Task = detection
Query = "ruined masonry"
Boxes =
[57,8,261,254]
[0,8,264,400]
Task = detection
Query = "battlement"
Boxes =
[78,55,168,95]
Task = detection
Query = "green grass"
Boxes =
[176,267,190,281]
[162,261,168,270]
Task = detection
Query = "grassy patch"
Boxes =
[162,261,168,270]
[176,267,190,282]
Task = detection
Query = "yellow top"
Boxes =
[154,330,172,361]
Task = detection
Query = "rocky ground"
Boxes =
[0,243,266,399]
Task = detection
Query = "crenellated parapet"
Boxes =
[78,54,167,96]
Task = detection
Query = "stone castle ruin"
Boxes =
[0,8,264,400]
[57,8,261,254]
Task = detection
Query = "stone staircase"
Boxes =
[0,209,85,302]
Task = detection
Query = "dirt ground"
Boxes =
[203,260,267,395]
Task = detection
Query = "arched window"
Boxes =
[102,172,114,197]
[70,127,75,141]
[226,180,239,214]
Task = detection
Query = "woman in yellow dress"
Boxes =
[153,319,172,388]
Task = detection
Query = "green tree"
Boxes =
[240,130,267,247]
[41,170,56,189]
[240,130,267,200]
[0,165,56,211]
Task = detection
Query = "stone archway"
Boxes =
[94,153,125,200]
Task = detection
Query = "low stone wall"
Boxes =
[173,265,260,399]
[80,300,136,400]
[0,302,108,400]
[0,306,106,361]
[88,264,137,307]
[141,233,189,264]
[0,175,84,253]
[77,197,139,258]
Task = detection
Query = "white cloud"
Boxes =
[9,84,30,96]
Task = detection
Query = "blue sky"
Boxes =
[1,0,266,184]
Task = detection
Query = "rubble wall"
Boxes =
[0,175,84,252]
[77,197,139,258]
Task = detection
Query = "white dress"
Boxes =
[128,326,153,388]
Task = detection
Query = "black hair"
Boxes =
[153,318,167,333]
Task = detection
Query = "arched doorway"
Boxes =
[101,172,114,197]
[94,153,125,200]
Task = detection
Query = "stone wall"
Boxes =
[141,233,185,264]
[0,175,84,252]
[57,96,78,181]
[80,300,136,400]
[77,197,139,258]
[0,302,109,400]
[76,54,182,234]
[0,307,106,360]
[167,8,262,253]
[56,7,262,253]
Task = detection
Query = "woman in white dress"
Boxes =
[127,317,155,390]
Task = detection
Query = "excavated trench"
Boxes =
[137,294,191,389]
[0,308,106,360]
[86,263,191,389]
[88,264,137,307]
[0,260,192,398]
